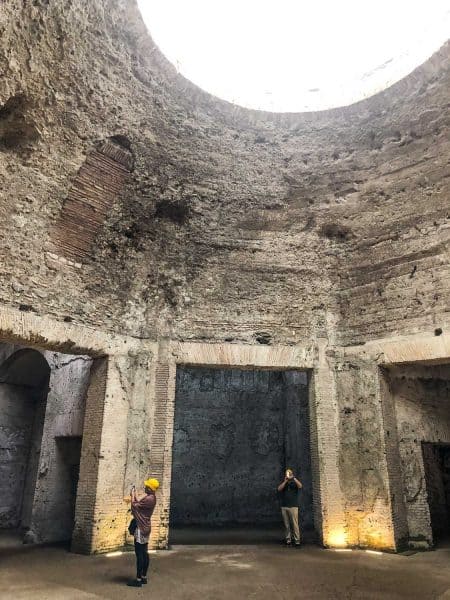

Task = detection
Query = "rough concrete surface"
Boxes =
[171,368,312,528]
[0,342,91,543]
[2,542,450,600]
[0,0,450,567]
[0,1,448,346]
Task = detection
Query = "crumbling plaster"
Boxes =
[0,0,449,555]
[0,0,448,347]
[385,365,450,549]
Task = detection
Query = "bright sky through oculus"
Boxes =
[138,0,450,112]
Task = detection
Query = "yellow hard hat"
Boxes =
[144,478,160,491]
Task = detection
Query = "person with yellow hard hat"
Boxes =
[127,477,160,587]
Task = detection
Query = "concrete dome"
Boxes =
[0,0,449,557]
[0,0,448,347]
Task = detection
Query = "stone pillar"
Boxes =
[72,351,153,554]
[147,353,177,549]
[378,369,409,549]
[310,339,347,547]
[335,358,397,550]
[72,357,109,553]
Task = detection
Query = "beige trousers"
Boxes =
[281,507,300,543]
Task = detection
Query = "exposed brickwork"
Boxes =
[378,369,410,549]
[49,140,133,263]
[148,362,176,549]
[308,372,324,540]
[0,0,449,558]
[72,358,108,553]
[148,343,332,549]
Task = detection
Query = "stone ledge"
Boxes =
[169,341,315,369]
[342,331,450,365]
[0,305,156,357]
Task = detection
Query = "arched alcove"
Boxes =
[0,348,51,387]
[0,0,448,560]
[0,349,50,533]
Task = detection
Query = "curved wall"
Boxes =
[0,0,449,347]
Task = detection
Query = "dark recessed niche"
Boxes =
[319,222,352,241]
[154,199,190,225]
[254,332,272,345]
[434,328,443,336]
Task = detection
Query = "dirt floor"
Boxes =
[1,540,450,599]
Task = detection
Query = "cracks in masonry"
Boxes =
[115,358,130,397]
[57,356,92,368]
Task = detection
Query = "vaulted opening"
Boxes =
[0,342,92,547]
[422,442,450,543]
[169,366,316,545]
[385,362,450,549]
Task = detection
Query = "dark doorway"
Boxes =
[169,367,315,544]
[423,443,450,543]
[0,343,92,547]
[0,349,50,537]
[55,436,83,541]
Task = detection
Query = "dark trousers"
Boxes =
[134,541,149,579]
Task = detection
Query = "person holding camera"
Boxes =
[127,477,160,588]
[277,468,302,547]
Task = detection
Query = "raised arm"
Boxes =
[131,487,144,507]
[277,477,288,492]
[293,477,302,489]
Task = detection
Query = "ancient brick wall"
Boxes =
[0,0,449,556]
[336,53,450,346]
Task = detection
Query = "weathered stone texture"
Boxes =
[171,368,313,529]
[1,0,449,556]
[1,1,447,345]
[386,365,450,548]
[335,359,395,549]
[0,384,40,528]
[0,342,92,543]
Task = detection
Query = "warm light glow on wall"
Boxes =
[326,529,348,548]
[365,529,392,549]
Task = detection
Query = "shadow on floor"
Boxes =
[0,529,70,558]
[433,535,450,550]
[169,524,318,546]
[0,529,22,550]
